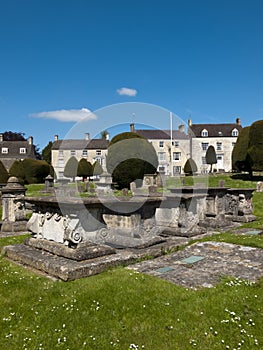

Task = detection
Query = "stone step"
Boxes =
[2,244,136,281]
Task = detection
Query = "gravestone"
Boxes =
[1,177,27,232]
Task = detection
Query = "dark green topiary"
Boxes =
[232,126,251,174]
[9,160,26,183]
[0,160,9,184]
[205,145,217,173]
[93,161,103,176]
[22,159,50,184]
[106,132,158,189]
[247,120,263,174]
[64,156,78,181]
[77,158,93,180]
[183,158,197,175]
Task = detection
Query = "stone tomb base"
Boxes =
[2,236,186,281]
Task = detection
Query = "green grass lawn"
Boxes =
[1,175,263,349]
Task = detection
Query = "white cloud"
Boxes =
[117,87,138,97]
[30,108,96,122]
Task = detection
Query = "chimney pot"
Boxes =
[54,135,58,142]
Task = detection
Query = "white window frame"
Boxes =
[71,150,76,156]
[1,147,8,154]
[159,141,164,148]
[82,150,88,157]
[232,128,239,137]
[201,142,209,151]
[201,129,208,137]
[158,152,166,161]
[174,141,179,147]
[173,152,181,161]
[59,150,64,157]
[216,142,222,151]
[20,147,26,154]
[96,150,102,156]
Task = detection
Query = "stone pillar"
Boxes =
[1,177,27,233]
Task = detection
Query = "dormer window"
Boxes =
[1,147,8,154]
[20,148,26,154]
[201,129,208,137]
[232,128,239,137]
[218,131,223,136]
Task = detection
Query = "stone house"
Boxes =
[132,124,190,175]
[188,118,242,173]
[0,134,37,171]
[51,133,109,180]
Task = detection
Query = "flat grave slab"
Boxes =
[129,241,263,289]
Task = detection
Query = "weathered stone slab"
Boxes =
[24,237,116,261]
[2,244,135,281]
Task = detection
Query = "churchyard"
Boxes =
[0,174,263,349]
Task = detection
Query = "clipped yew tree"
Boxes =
[77,158,93,180]
[183,158,197,175]
[64,156,78,181]
[0,160,9,184]
[106,132,158,189]
[205,145,217,173]
[232,126,251,174]
[247,120,263,174]
[9,160,26,183]
[22,159,50,184]
[93,161,103,176]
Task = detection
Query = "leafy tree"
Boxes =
[41,141,53,164]
[64,156,78,181]
[93,161,103,176]
[3,131,26,141]
[183,158,197,175]
[77,158,93,180]
[106,132,158,189]
[9,160,26,183]
[0,160,9,183]
[205,145,217,173]
[232,126,251,174]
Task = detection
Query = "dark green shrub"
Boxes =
[22,159,50,184]
[64,156,78,181]
[232,126,251,173]
[205,145,217,173]
[183,158,197,175]
[93,161,103,176]
[77,158,93,180]
[0,160,9,183]
[9,160,26,183]
[247,120,263,172]
[106,132,158,189]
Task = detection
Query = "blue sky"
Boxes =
[1,0,263,150]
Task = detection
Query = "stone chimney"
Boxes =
[188,119,192,127]
[28,136,33,145]
[179,124,185,133]
[130,122,135,133]
[54,135,58,142]
[0,133,3,142]
[236,118,241,125]
[106,133,110,141]
[85,133,90,140]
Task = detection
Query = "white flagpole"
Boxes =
[170,112,173,176]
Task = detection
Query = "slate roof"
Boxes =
[52,139,109,150]
[0,140,36,158]
[134,129,189,140]
[189,123,242,138]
